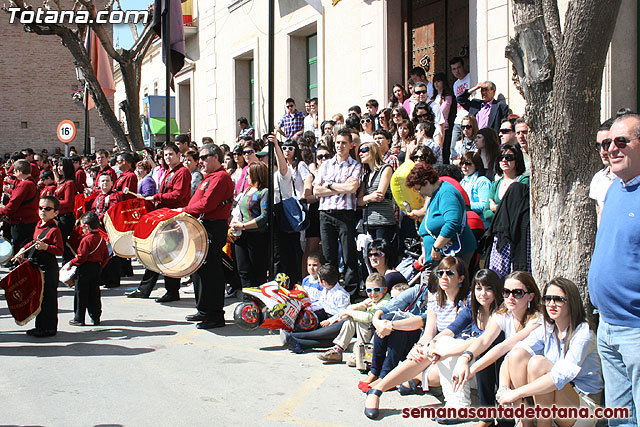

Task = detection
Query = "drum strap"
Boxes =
[161,169,178,193]
[219,197,233,207]
[26,225,54,260]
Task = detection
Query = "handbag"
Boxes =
[276,174,309,233]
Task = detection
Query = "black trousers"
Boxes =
[137,269,180,296]
[319,210,359,292]
[273,228,302,285]
[56,212,75,264]
[32,251,59,331]
[10,222,36,258]
[74,261,102,323]
[234,230,268,290]
[100,256,121,287]
[192,220,228,321]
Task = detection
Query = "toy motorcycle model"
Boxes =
[233,273,319,332]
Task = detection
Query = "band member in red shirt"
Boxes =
[93,149,117,193]
[67,211,109,326]
[181,144,234,329]
[91,173,122,288]
[38,169,57,197]
[54,158,77,264]
[128,143,191,302]
[14,196,64,337]
[0,160,39,256]
[70,155,86,194]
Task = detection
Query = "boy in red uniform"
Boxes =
[91,173,122,288]
[38,170,56,197]
[67,211,109,326]
[14,196,64,337]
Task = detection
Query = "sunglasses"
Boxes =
[503,288,530,299]
[286,104,295,108]
[411,155,427,162]
[243,150,255,155]
[414,90,427,95]
[416,113,430,119]
[499,128,513,134]
[461,161,473,166]
[282,146,296,152]
[361,119,372,124]
[599,136,636,151]
[368,251,384,258]
[359,146,370,154]
[365,287,385,294]
[39,206,55,211]
[392,113,401,118]
[316,154,331,160]
[200,154,212,161]
[543,295,567,305]
[435,269,456,278]
[500,153,516,162]
[461,125,473,130]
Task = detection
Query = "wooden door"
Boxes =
[408,0,469,81]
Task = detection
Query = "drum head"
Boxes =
[0,237,13,264]
[151,217,208,278]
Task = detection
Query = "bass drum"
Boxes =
[132,208,209,278]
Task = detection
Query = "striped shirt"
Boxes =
[314,155,362,211]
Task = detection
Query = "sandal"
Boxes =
[358,380,372,393]
[398,379,424,395]
[364,388,383,419]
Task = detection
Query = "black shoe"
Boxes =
[103,284,120,289]
[435,418,465,425]
[69,319,85,326]
[364,388,383,420]
[155,293,180,303]
[26,328,57,337]
[91,317,101,326]
[196,319,225,329]
[126,290,149,299]
[185,313,208,322]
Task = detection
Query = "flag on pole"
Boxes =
[84,28,116,110]
[152,0,185,89]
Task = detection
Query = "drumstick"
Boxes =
[11,239,39,262]
[123,187,146,199]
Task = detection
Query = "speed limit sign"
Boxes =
[57,120,77,143]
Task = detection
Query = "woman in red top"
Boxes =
[67,211,109,326]
[54,158,77,264]
[14,196,64,337]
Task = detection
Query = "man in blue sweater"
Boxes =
[588,114,640,427]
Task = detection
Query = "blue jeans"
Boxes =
[597,320,640,427]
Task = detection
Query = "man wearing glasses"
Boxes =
[276,98,305,140]
[404,83,445,145]
[498,118,518,145]
[589,113,640,427]
[113,152,138,194]
[589,117,618,226]
[456,81,509,132]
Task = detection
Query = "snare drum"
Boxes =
[133,208,209,278]
[59,262,77,287]
[0,237,12,264]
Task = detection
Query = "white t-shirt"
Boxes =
[491,311,543,339]
[304,114,320,139]
[589,167,616,208]
[273,166,294,204]
[430,102,445,137]
[453,74,471,124]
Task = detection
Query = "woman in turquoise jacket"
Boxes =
[405,162,477,269]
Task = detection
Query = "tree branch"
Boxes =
[541,0,562,54]
[131,22,154,60]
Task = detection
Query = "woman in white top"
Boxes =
[497,277,603,427]
[451,271,543,393]
[360,112,376,143]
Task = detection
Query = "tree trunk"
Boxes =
[119,60,145,151]
[507,0,622,298]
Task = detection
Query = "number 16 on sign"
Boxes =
[57,120,77,156]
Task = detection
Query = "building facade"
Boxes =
[113,0,638,148]
[0,7,114,155]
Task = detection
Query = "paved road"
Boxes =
[0,260,472,427]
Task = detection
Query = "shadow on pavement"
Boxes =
[198,323,273,337]
[0,342,155,357]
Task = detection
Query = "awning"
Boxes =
[148,117,180,135]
